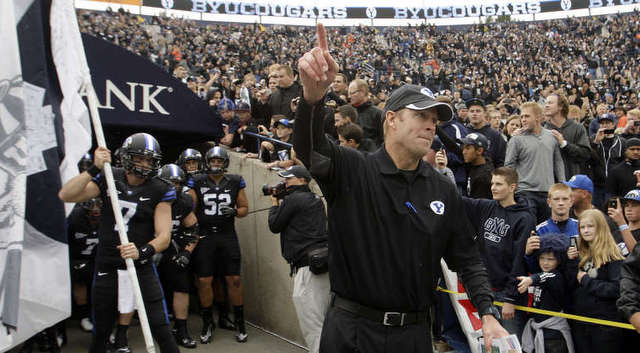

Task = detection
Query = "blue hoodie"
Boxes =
[463,196,536,304]
[525,218,579,273]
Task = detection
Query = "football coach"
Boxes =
[293,24,509,353]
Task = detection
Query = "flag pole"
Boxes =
[54,1,155,351]
[83,81,156,353]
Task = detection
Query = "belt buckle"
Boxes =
[383,312,405,326]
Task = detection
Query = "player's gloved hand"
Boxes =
[172,250,190,269]
[219,205,238,217]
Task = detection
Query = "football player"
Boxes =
[58,133,179,353]
[157,164,200,348]
[192,146,249,343]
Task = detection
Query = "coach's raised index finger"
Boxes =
[316,23,328,51]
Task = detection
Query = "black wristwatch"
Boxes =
[479,305,501,321]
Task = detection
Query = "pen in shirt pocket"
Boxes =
[405,201,418,214]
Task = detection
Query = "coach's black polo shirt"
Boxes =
[294,98,494,313]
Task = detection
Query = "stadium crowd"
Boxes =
[21,7,640,353]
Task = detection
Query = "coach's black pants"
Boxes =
[89,263,178,353]
[319,306,432,353]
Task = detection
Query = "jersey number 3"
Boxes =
[203,193,231,216]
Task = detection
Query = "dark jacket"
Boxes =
[268,184,328,264]
[590,135,626,186]
[530,269,567,339]
[463,197,536,304]
[354,101,384,147]
[466,162,494,199]
[567,258,623,320]
[294,97,494,313]
[618,242,640,321]
[606,159,640,198]
[267,81,302,119]
[467,124,506,167]
[545,119,592,178]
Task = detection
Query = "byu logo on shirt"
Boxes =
[430,201,445,215]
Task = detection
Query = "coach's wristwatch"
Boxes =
[479,305,501,321]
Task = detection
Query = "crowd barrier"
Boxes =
[436,287,635,330]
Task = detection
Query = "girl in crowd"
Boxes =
[567,209,624,353]
[502,114,521,141]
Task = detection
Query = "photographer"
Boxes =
[267,165,330,353]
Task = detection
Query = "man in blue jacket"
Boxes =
[463,167,536,340]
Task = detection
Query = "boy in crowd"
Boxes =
[463,167,536,339]
[261,118,295,169]
[336,123,376,153]
[518,233,574,353]
[526,184,578,273]
[460,132,494,199]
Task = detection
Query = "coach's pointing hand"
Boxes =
[298,23,339,105]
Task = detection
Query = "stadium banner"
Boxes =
[142,0,639,20]
[80,33,224,149]
[1,0,73,349]
[87,0,142,5]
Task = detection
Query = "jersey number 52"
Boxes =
[203,193,231,216]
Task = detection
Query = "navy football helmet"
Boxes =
[177,148,203,175]
[205,146,229,175]
[120,133,162,178]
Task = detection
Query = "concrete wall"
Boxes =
[226,150,321,347]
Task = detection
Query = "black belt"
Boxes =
[331,294,429,327]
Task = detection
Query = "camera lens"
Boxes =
[262,184,272,196]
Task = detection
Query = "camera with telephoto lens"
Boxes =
[262,181,287,198]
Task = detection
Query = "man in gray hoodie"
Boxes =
[505,102,565,223]
[543,93,591,179]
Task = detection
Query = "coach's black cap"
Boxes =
[278,165,311,181]
[384,84,453,121]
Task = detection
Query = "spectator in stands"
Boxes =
[328,73,348,106]
[544,93,591,178]
[591,113,626,204]
[455,103,469,125]
[460,133,493,199]
[230,102,260,153]
[518,233,574,353]
[336,123,376,153]
[488,110,504,133]
[525,183,578,272]
[262,118,295,169]
[334,104,358,128]
[78,9,639,125]
[436,99,469,194]
[462,167,535,340]
[618,109,640,139]
[618,235,640,335]
[502,115,521,141]
[606,138,640,198]
[263,64,302,120]
[466,98,506,167]
[566,209,625,353]
[423,136,456,184]
[506,102,566,223]
[348,79,384,146]
[218,98,240,146]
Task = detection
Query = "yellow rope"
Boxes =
[436,286,635,330]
